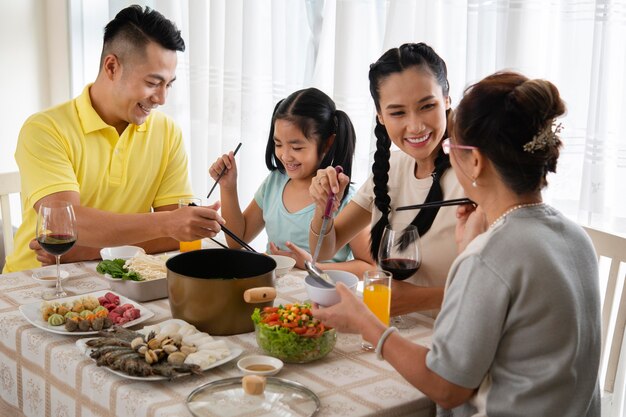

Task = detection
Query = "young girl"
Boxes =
[309,43,465,315]
[209,88,375,276]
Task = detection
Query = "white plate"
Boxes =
[75,319,243,381]
[19,290,154,336]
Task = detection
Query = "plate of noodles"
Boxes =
[97,253,172,302]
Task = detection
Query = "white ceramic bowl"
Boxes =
[237,355,283,376]
[103,275,168,302]
[304,270,359,306]
[100,246,145,261]
[269,255,296,277]
[32,268,70,288]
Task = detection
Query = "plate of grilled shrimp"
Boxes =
[76,319,243,381]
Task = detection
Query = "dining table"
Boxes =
[0,251,436,417]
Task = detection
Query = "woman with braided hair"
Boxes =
[310,43,465,316]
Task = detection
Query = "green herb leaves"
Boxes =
[96,259,142,281]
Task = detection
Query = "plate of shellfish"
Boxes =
[19,290,154,336]
[75,319,243,380]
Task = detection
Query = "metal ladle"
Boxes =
[304,167,343,288]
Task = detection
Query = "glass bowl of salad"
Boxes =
[251,303,336,363]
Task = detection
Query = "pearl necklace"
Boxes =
[489,202,544,229]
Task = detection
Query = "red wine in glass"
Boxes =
[37,234,76,256]
[36,201,78,299]
[379,258,420,281]
[378,223,421,328]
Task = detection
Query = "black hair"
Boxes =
[100,5,185,66]
[452,71,565,194]
[368,43,451,261]
[264,88,356,203]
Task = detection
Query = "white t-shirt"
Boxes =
[351,151,464,288]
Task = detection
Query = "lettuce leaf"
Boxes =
[96,259,142,281]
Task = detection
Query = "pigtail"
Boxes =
[265,99,285,171]
[369,119,392,260]
[320,110,356,203]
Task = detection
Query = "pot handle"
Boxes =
[243,287,276,303]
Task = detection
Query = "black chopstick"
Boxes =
[220,224,257,253]
[206,142,243,198]
[395,198,475,211]
[209,237,229,250]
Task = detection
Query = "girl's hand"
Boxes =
[455,204,487,253]
[311,282,374,334]
[269,241,310,270]
[208,152,238,190]
[310,166,350,214]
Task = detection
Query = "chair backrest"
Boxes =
[0,171,21,257]
[583,226,626,395]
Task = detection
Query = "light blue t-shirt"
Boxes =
[254,170,354,263]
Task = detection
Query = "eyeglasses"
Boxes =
[442,138,478,155]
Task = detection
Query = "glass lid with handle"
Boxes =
[186,376,320,417]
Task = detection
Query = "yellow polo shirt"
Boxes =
[4,85,192,272]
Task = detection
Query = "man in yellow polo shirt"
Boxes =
[4,5,224,272]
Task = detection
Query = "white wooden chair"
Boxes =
[583,226,626,417]
[0,171,21,259]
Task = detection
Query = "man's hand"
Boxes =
[167,201,225,241]
[29,239,55,265]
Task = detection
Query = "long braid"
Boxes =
[407,151,450,237]
[369,119,392,260]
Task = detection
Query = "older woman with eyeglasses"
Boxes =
[312,71,601,416]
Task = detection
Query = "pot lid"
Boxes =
[186,376,320,417]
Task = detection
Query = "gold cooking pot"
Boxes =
[166,249,276,335]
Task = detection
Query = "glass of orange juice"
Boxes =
[178,197,203,252]
[361,269,392,350]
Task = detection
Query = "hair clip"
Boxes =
[523,122,562,153]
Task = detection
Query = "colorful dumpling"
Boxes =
[57,305,70,316]
[65,318,79,332]
[64,311,79,320]
[71,302,84,313]
[47,313,65,326]
[79,309,93,319]
[77,319,91,332]
[93,306,108,315]
[82,296,100,311]
[41,305,56,321]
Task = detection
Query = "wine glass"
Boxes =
[36,201,77,299]
[378,223,421,328]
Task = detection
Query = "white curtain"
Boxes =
[71,0,626,239]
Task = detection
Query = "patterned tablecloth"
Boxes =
[0,260,435,417]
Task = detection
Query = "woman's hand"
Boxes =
[208,151,238,190]
[268,241,311,270]
[455,204,487,253]
[311,282,376,334]
[310,167,350,215]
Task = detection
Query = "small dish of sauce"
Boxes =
[237,355,283,376]
[32,269,70,288]
[245,364,276,372]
